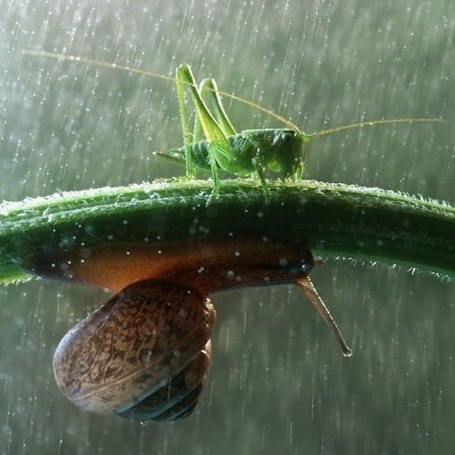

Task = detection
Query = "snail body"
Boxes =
[28,235,316,294]
[26,235,351,420]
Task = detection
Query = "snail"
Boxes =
[26,235,351,421]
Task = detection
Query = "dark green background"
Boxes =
[1,1,454,453]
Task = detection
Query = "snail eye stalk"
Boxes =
[296,276,352,358]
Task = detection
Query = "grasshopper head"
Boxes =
[265,129,305,180]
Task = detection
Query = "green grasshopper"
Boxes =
[158,64,305,195]
[24,52,441,200]
[156,63,441,199]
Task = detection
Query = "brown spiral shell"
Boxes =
[53,279,215,420]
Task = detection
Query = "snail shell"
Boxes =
[53,279,215,420]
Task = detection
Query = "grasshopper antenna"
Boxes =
[23,51,443,136]
[306,117,443,141]
[22,50,301,131]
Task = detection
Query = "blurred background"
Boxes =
[0,0,454,453]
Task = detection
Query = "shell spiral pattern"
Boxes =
[53,279,216,421]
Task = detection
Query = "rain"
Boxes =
[0,0,454,453]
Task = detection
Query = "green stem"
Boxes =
[0,179,454,284]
